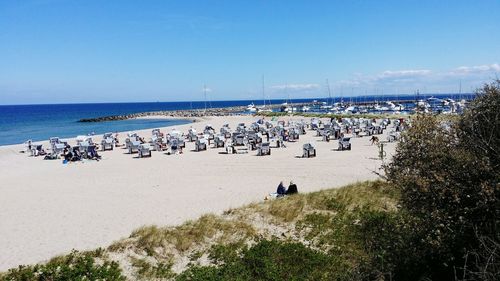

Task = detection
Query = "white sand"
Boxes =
[0,115,395,270]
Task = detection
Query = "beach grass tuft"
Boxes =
[127,214,256,256]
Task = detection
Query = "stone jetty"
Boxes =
[78,106,249,122]
[77,102,318,123]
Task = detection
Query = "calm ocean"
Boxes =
[0,94,465,146]
[0,99,290,146]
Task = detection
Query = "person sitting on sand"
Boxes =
[64,150,73,162]
[88,145,101,160]
[265,181,288,201]
[71,147,82,161]
[286,181,298,195]
[35,145,47,156]
[277,181,286,196]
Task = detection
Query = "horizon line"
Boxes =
[0,92,474,106]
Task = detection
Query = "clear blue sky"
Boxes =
[1,0,499,104]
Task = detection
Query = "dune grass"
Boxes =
[128,256,175,280]
[109,214,256,257]
[173,180,400,280]
[1,180,399,280]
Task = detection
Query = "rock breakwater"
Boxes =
[78,106,248,122]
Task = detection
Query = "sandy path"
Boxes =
[0,115,394,270]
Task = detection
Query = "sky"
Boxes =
[1,0,499,105]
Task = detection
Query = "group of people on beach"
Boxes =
[62,145,101,162]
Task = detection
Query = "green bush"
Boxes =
[176,239,355,281]
[130,256,175,280]
[354,209,430,280]
[0,250,125,281]
[384,80,500,279]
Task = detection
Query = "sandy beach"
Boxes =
[0,115,395,270]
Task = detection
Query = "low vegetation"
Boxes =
[0,249,125,281]
[1,81,498,280]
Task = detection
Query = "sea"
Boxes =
[0,94,469,146]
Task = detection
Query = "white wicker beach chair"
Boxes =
[49,137,60,146]
[214,134,225,148]
[233,133,245,146]
[125,133,138,150]
[101,137,114,151]
[152,128,161,137]
[188,128,198,142]
[289,127,300,141]
[195,137,207,151]
[52,143,66,155]
[257,142,271,156]
[79,141,91,154]
[129,140,140,154]
[387,131,401,142]
[338,137,351,151]
[138,143,152,158]
[310,118,321,130]
[76,135,87,146]
[151,136,165,151]
[303,143,316,158]
[165,138,178,154]
[220,126,232,138]
[226,143,235,154]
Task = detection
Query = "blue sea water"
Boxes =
[0,94,469,146]
[0,99,283,146]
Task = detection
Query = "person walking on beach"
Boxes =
[370,135,379,145]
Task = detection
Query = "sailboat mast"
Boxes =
[262,75,266,107]
[340,86,344,106]
[285,83,289,103]
[458,80,462,101]
[203,84,207,112]
[326,79,332,105]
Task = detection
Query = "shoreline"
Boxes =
[0,117,198,148]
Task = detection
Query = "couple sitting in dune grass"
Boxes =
[266,181,298,200]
